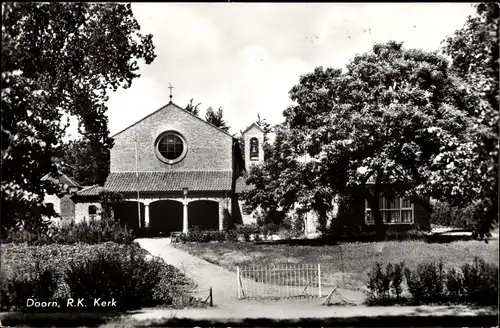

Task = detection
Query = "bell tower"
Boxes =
[242,123,264,172]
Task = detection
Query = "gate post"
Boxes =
[318,264,322,297]
[237,266,241,299]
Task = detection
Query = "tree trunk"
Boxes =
[365,170,386,240]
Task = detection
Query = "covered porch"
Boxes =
[104,170,235,235]
[115,194,231,234]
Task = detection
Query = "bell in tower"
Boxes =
[242,123,265,172]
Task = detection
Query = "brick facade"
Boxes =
[111,103,234,172]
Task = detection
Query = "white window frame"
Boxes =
[365,196,414,225]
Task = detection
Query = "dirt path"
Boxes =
[136,238,329,307]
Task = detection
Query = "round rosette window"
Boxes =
[154,131,188,164]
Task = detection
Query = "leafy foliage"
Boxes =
[367,257,497,306]
[267,40,494,238]
[205,106,230,132]
[98,190,125,221]
[172,227,237,243]
[0,259,58,311]
[430,201,476,229]
[239,126,304,220]
[1,217,135,245]
[461,256,499,305]
[0,243,198,312]
[184,98,201,116]
[1,3,156,234]
[404,259,446,303]
[54,139,103,186]
[441,3,499,237]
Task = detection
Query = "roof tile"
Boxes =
[104,171,233,193]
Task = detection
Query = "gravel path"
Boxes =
[136,238,328,307]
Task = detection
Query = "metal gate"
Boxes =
[236,263,322,299]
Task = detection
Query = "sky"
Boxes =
[90,2,476,137]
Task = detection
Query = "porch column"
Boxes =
[218,200,224,231]
[182,199,188,233]
[144,204,150,228]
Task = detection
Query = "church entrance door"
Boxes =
[149,200,183,235]
[188,200,219,230]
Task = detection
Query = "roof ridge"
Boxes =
[171,102,235,138]
[112,102,236,139]
[80,184,99,191]
[59,172,81,187]
[242,122,264,134]
[110,170,233,173]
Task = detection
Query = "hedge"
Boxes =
[366,257,498,306]
[0,242,201,312]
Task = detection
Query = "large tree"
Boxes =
[441,2,499,236]
[205,106,230,132]
[55,139,102,186]
[280,41,489,238]
[1,3,156,233]
[240,125,304,225]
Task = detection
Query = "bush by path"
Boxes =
[366,257,498,306]
[0,242,201,312]
[1,218,135,245]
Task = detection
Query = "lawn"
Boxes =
[174,239,499,291]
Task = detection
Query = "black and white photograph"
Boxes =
[1,2,498,327]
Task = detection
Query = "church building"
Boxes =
[44,96,430,235]
[71,99,264,235]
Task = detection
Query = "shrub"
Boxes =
[278,228,297,240]
[405,259,446,304]
[431,201,475,229]
[366,262,391,300]
[171,229,240,243]
[186,226,209,243]
[366,257,498,306]
[261,223,279,236]
[1,243,197,312]
[461,257,498,305]
[1,260,58,311]
[222,208,233,231]
[1,217,135,245]
[64,245,192,310]
[389,262,405,299]
[236,224,259,242]
[252,233,262,241]
[210,230,227,243]
[445,267,465,302]
[225,229,239,242]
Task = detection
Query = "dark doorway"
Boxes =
[149,200,183,235]
[188,200,219,230]
[114,201,144,230]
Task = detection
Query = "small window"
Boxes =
[250,137,259,160]
[46,202,54,212]
[88,205,97,217]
